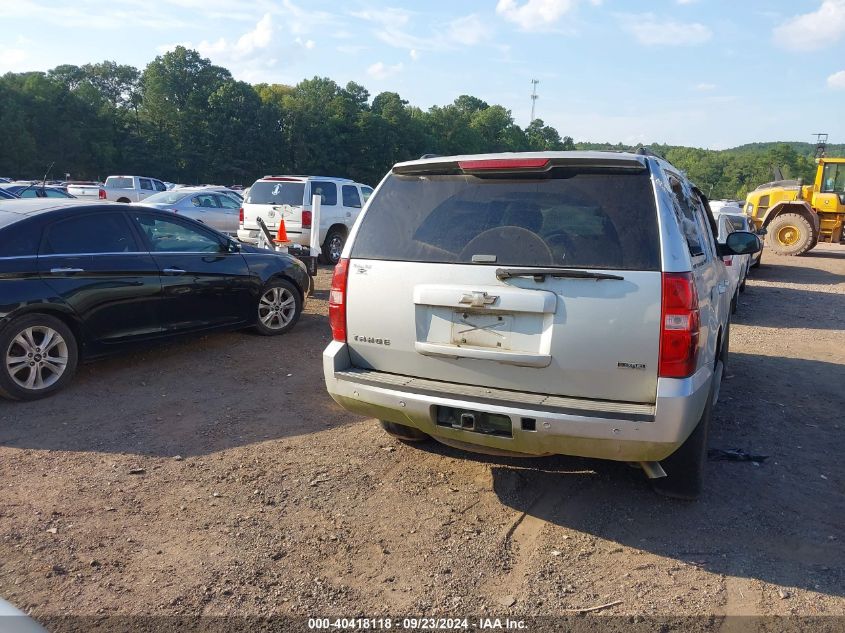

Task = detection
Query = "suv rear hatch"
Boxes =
[242,178,308,238]
[344,155,663,404]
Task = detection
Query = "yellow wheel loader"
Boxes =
[744,156,845,256]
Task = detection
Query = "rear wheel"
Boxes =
[321,228,346,265]
[767,213,814,256]
[254,279,302,336]
[379,420,430,442]
[652,387,712,500]
[652,328,726,500]
[0,314,78,401]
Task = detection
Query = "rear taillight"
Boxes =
[659,272,700,378]
[328,258,349,342]
[98,189,106,200]
[302,210,312,228]
[238,208,244,226]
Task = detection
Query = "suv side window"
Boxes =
[309,181,337,206]
[342,185,361,208]
[361,186,374,203]
[41,213,140,254]
[139,178,154,191]
[669,176,705,258]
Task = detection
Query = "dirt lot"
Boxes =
[1,245,843,631]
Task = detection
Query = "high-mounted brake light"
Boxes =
[458,158,550,171]
[659,272,700,378]
[328,258,349,342]
[301,210,312,228]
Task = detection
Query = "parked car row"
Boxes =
[1,152,765,501]
[712,202,767,313]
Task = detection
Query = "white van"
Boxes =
[238,176,373,264]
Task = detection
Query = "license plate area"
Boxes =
[436,406,513,438]
[451,311,513,349]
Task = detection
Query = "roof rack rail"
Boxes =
[635,146,663,159]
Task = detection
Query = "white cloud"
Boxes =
[773,0,845,51]
[495,0,578,31]
[164,13,274,61]
[620,13,712,46]
[353,9,492,52]
[693,82,717,91]
[367,61,404,80]
[409,49,420,61]
[0,48,28,73]
[828,70,845,89]
[448,14,493,45]
[676,0,699,4]
[294,37,316,50]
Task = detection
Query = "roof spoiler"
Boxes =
[393,155,647,176]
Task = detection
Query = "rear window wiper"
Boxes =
[496,267,624,282]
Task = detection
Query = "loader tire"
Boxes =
[767,213,814,256]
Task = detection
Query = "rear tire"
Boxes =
[652,328,726,500]
[0,314,79,401]
[652,389,712,500]
[380,420,430,442]
[321,228,346,265]
[254,279,302,336]
[751,251,761,269]
[767,213,814,256]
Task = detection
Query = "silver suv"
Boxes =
[323,152,760,498]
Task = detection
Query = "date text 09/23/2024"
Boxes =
[307,618,527,630]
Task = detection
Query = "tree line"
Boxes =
[0,46,839,198]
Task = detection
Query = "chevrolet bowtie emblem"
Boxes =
[459,291,498,308]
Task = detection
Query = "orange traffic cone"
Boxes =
[275,218,289,244]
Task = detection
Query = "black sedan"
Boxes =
[0,200,310,400]
[0,184,76,198]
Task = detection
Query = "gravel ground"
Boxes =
[0,244,843,632]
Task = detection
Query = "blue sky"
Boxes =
[2,0,844,149]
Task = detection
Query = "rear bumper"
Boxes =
[238,227,309,246]
[323,341,713,462]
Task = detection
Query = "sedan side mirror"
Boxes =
[722,231,762,256]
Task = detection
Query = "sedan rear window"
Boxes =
[247,182,306,206]
[351,169,660,270]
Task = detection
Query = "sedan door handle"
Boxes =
[50,267,85,274]
[162,268,186,275]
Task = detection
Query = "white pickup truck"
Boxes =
[68,175,167,202]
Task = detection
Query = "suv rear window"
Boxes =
[351,170,660,270]
[247,181,306,206]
